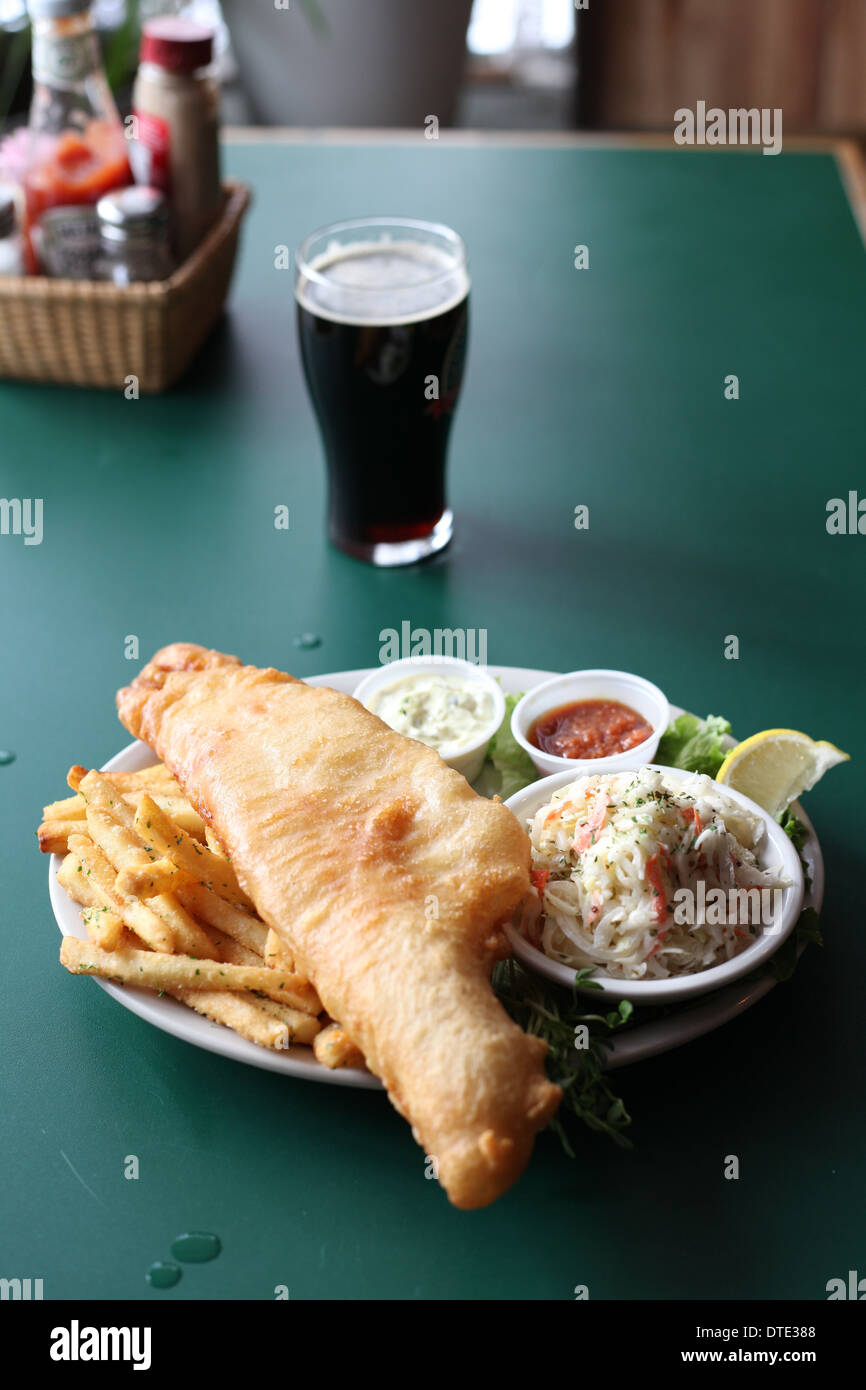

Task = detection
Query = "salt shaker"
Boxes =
[96,186,175,285]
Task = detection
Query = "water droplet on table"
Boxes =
[146,1261,181,1289]
[171,1231,221,1263]
[293,633,322,650]
[0,750,15,766]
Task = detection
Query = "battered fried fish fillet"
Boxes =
[117,644,561,1208]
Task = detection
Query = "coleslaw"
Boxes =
[516,767,789,980]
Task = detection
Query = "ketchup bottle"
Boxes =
[23,0,131,273]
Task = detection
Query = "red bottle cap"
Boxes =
[140,18,214,74]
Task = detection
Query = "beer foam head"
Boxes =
[296,238,470,327]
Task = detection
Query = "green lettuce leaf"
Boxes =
[488,693,537,800]
[656,712,731,778]
[781,808,813,895]
[780,809,808,854]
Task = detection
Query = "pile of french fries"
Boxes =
[39,762,364,1070]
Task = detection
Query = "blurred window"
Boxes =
[468,0,575,57]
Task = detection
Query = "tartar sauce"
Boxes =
[367,674,495,752]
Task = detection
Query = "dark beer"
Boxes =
[295,221,469,565]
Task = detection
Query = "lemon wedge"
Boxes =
[716,729,849,819]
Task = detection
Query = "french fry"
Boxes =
[169,989,317,1049]
[37,820,81,855]
[264,928,295,973]
[68,833,175,953]
[44,769,199,858]
[204,827,227,857]
[175,882,268,955]
[59,936,321,1012]
[83,778,203,917]
[85,804,162,885]
[57,850,125,949]
[135,795,254,910]
[115,858,189,898]
[80,906,126,950]
[50,762,333,1058]
[194,925,322,1009]
[142,893,218,960]
[57,889,295,1048]
[42,793,86,822]
[123,790,205,840]
[82,776,190,911]
[77,779,221,958]
[56,851,93,905]
[243,995,322,1045]
[81,772,153,882]
[68,763,177,793]
[313,1023,365,1070]
[80,770,139,829]
[203,931,262,968]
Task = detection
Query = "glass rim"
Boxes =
[295,216,467,294]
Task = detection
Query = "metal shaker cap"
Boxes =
[96,186,170,242]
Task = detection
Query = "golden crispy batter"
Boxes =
[117,643,560,1208]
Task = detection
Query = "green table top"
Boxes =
[1,138,864,1301]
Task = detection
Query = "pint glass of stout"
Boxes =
[295,218,469,566]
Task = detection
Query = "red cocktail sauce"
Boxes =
[529,698,652,760]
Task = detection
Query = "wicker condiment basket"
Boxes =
[0,180,250,393]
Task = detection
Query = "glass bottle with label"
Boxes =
[131,18,222,264]
[23,0,131,273]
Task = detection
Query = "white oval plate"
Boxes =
[49,666,824,1079]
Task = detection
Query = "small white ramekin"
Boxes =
[510,668,669,778]
[352,656,505,782]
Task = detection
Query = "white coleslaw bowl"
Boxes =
[503,765,804,1006]
[352,656,505,783]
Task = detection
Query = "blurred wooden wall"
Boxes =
[578,0,866,134]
